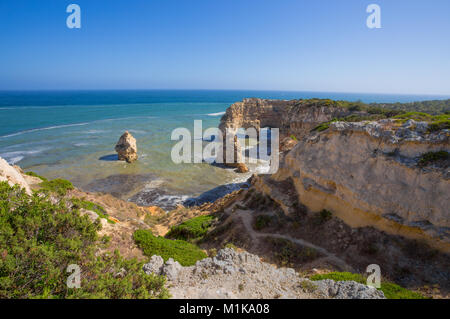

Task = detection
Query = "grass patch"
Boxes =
[418,151,449,166]
[310,272,426,299]
[39,178,74,196]
[165,215,215,241]
[25,171,47,181]
[312,121,333,132]
[134,229,207,266]
[71,198,116,224]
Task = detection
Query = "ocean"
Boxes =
[1,90,448,209]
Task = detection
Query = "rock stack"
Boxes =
[115,131,138,163]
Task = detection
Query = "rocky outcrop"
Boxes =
[115,131,138,163]
[254,119,450,252]
[0,157,32,194]
[143,248,384,299]
[218,98,350,170]
[218,98,449,252]
[219,98,350,139]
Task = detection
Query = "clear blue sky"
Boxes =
[0,0,449,94]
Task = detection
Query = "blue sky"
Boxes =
[0,0,449,94]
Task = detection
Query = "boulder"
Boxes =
[162,258,182,281]
[143,255,165,275]
[236,163,249,173]
[115,131,138,163]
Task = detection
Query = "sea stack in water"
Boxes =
[115,131,138,163]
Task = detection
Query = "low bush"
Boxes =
[313,209,333,225]
[25,171,47,181]
[71,198,116,224]
[418,151,449,166]
[165,215,215,241]
[393,112,450,131]
[0,182,169,299]
[254,215,273,230]
[39,178,74,196]
[134,229,207,266]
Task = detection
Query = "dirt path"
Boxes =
[233,205,353,271]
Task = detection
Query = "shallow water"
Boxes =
[1,90,447,209]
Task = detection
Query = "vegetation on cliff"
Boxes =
[370,99,450,115]
[299,98,450,115]
[71,198,116,224]
[165,215,215,242]
[304,98,450,133]
[418,151,449,167]
[0,182,169,299]
[134,229,207,266]
[39,178,74,196]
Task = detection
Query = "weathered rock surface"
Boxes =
[0,157,31,194]
[280,136,298,152]
[314,279,385,299]
[115,131,138,163]
[219,98,349,139]
[254,119,450,252]
[217,99,449,252]
[218,98,348,168]
[143,248,385,299]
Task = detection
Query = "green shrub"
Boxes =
[224,243,238,250]
[393,112,450,131]
[0,182,169,299]
[254,215,273,230]
[39,178,74,196]
[165,215,215,241]
[418,151,449,166]
[313,209,333,225]
[310,272,426,299]
[134,229,207,266]
[25,171,47,181]
[312,122,331,132]
[71,198,116,224]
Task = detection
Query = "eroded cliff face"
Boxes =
[218,98,351,169]
[219,98,449,252]
[219,98,350,138]
[254,119,450,252]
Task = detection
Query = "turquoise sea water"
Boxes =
[1,90,449,209]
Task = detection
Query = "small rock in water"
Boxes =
[115,131,138,163]
[236,163,249,173]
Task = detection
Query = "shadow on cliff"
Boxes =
[183,182,249,207]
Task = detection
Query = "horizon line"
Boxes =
[0,88,450,98]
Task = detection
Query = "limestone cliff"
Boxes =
[219,98,351,138]
[219,99,450,252]
[0,157,32,194]
[218,98,351,170]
